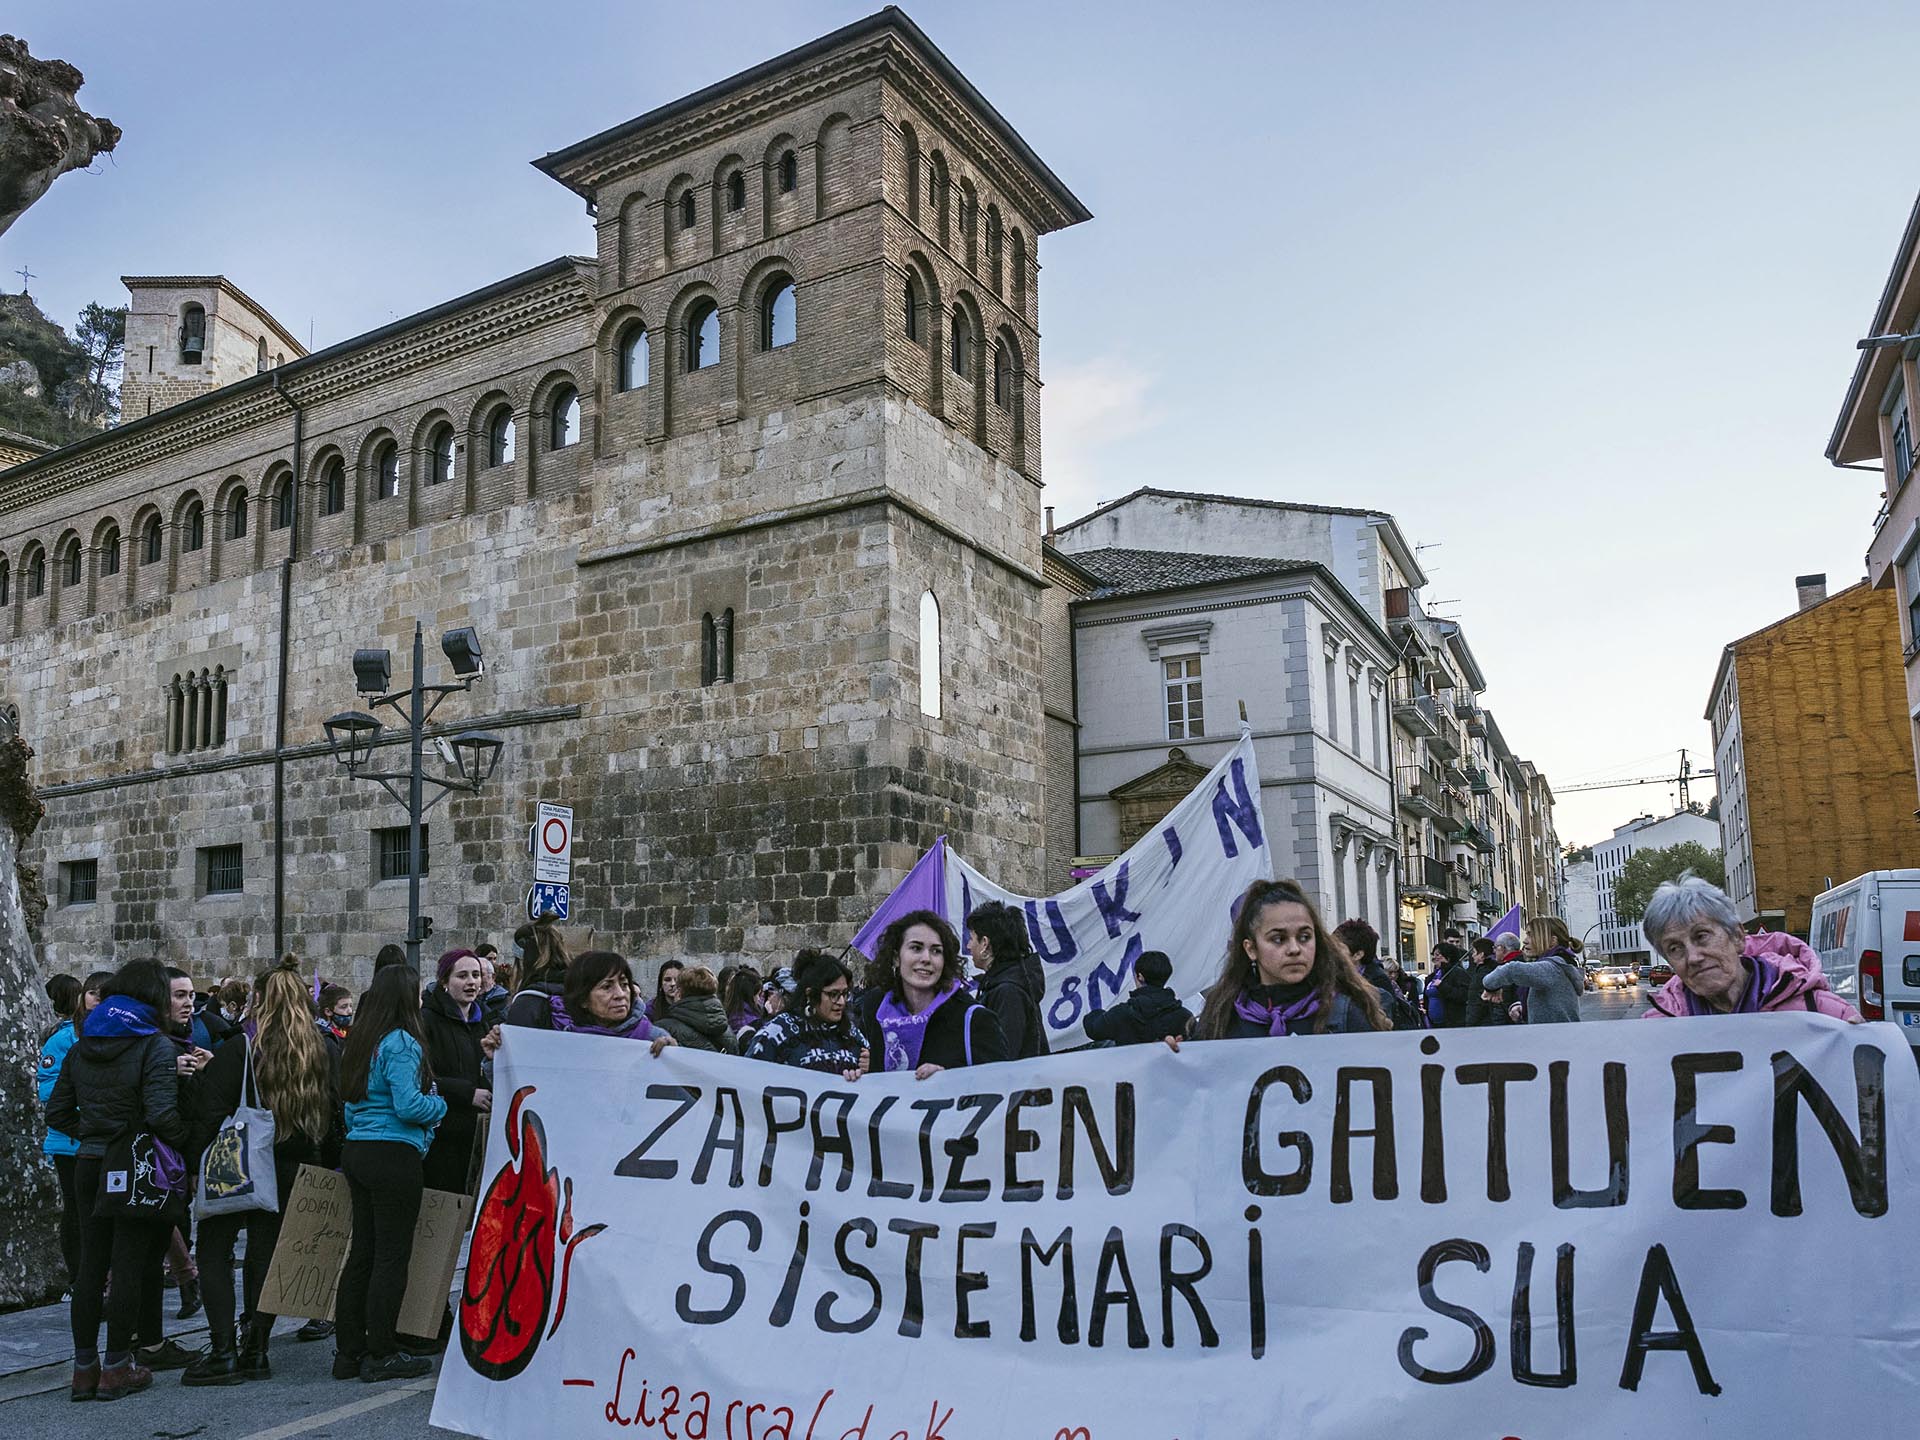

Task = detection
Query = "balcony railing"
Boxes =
[1465,708,1487,738]
[1457,821,1497,854]
[1399,770,1450,821]
[1467,764,1492,794]
[1425,856,1454,894]
[1428,719,1462,762]
[1393,690,1439,737]
[1453,694,1477,720]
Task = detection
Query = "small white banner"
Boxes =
[429,1015,1920,1439]
[952,731,1273,1050]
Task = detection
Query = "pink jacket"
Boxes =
[1644,932,1862,1021]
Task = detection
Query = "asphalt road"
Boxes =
[0,1331,453,1440]
[1580,981,1649,1021]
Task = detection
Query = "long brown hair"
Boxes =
[876,910,965,1002]
[1194,878,1387,1038]
[250,960,336,1144]
[339,966,432,1103]
[513,915,572,989]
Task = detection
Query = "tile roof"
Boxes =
[1071,547,1315,599]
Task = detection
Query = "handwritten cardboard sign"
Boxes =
[261,1163,472,1337]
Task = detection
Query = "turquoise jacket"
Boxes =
[344,1030,447,1153]
[37,1020,79,1158]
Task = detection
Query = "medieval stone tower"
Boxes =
[118,276,305,420]
[0,9,1089,978]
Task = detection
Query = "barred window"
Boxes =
[200,844,244,896]
[63,859,97,906]
[375,824,429,881]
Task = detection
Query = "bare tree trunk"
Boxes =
[0,714,60,1308]
[0,34,120,239]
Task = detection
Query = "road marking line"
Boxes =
[236,1377,436,1440]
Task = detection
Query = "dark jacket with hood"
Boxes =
[45,996,184,1159]
[657,994,738,1053]
[1084,983,1194,1046]
[419,983,488,1189]
[1465,954,1519,1026]
[977,954,1050,1060]
[852,985,1010,1072]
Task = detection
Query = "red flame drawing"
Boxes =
[459,1085,606,1381]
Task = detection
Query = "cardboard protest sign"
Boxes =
[262,1163,472,1336]
[432,1017,1920,1438]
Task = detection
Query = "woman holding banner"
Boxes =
[1641,875,1862,1020]
[1177,879,1386,1043]
[546,951,677,1054]
[747,950,866,1076]
[852,911,1009,1077]
[182,959,340,1387]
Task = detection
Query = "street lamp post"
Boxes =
[322,622,505,974]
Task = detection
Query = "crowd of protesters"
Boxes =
[33,869,1856,1405]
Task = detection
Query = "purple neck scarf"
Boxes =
[548,995,656,1039]
[1680,956,1769,1017]
[875,982,961,1072]
[1234,987,1322,1037]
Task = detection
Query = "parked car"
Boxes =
[1591,965,1637,989]
[1811,870,1920,1052]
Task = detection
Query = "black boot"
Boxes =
[181,1328,243,1388]
[176,1277,202,1321]
[236,1315,272,1380]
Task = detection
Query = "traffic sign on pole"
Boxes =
[534,802,573,884]
[527,882,571,922]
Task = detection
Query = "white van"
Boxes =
[1809,870,1920,1049]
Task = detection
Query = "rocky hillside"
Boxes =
[0,291,117,447]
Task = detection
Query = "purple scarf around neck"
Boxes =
[1233,987,1322,1037]
[875,981,961,1072]
[548,995,656,1039]
[1680,956,1769,1017]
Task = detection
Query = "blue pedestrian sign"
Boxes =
[526,881,570,922]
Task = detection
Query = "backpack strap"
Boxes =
[963,1005,975,1067]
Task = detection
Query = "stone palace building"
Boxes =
[0,9,1089,980]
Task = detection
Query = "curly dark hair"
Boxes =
[875,909,965,1000]
[965,899,1032,971]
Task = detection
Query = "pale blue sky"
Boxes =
[10,0,1918,846]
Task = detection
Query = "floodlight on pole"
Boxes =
[441,627,483,677]
[352,648,392,695]
[1857,333,1920,351]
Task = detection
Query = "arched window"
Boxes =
[100,527,120,577]
[986,208,1003,291]
[993,339,1011,408]
[1012,230,1028,312]
[61,541,81,587]
[27,549,46,599]
[487,406,516,467]
[949,307,973,377]
[272,478,295,529]
[429,425,456,484]
[701,608,736,686]
[904,275,925,343]
[618,325,651,391]
[321,457,346,515]
[761,277,796,350]
[779,150,797,193]
[142,516,163,564]
[679,191,697,230]
[256,336,269,374]
[180,303,206,363]
[228,488,248,538]
[727,172,746,212]
[919,591,941,719]
[550,385,581,449]
[0,558,8,606]
[183,500,205,553]
[685,299,719,371]
[375,441,400,499]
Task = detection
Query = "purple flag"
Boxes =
[851,837,947,959]
[1485,902,1523,943]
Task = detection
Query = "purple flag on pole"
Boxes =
[851,837,947,959]
[1486,902,1523,942]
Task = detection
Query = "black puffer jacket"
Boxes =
[419,983,488,1192]
[852,987,1010,1073]
[1083,983,1193,1046]
[977,956,1050,1060]
[503,981,565,1030]
[46,1029,183,1159]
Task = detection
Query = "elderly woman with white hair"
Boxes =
[1641,874,1861,1020]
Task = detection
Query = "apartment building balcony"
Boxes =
[1393,690,1440,737]
[1399,855,1449,900]
[1428,719,1462,763]
[1399,771,1450,821]
[1465,708,1487,738]
[1467,764,1493,794]
[1457,821,1497,854]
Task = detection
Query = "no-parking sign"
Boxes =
[532,802,572,884]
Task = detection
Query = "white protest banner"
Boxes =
[430,1016,1920,1440]
[949,730,1271,1051]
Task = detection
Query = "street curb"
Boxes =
[0,1321,210,1404]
